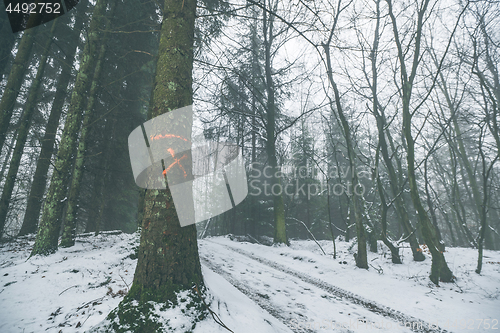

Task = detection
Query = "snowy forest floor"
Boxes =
[0,231,499,333]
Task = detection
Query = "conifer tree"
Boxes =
[31,0,112,255]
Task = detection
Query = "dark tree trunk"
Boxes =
[262,2,287,245]
[109,0,204,330]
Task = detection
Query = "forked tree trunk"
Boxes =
[367,1,425,260]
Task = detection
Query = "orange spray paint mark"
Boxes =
[150,134,189,142]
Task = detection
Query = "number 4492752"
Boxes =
[5,2,61,14]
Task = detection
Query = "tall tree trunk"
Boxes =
[19,3,88,236]
[326,178,337,259]
[110,0,204,329]
[31,0,110,256]
[0,19,58,238]
[373,105,425,261]
[60,29,110,247]
[476,136,498,273]
[263,1,287,245]
[247,16,259,239]
[403,99,453,284]
[0,14,42,152]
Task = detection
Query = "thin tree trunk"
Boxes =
[476,136,498,273]
[0,121,19,183]
[326,178,337,259]
[425,160,445,252]
[376,169,402,264]
[323,44,368,269]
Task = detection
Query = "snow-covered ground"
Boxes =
[1,232,499,332]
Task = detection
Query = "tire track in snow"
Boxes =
[202,240,452,333]
[201,257,321,333]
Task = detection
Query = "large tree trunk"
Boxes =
[30,0,110,256]
[109,0,204,330]
[19,2,88,236]
[0,19,58,238]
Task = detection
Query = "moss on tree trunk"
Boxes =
[60,3,113,247]
[107,0,205,330]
